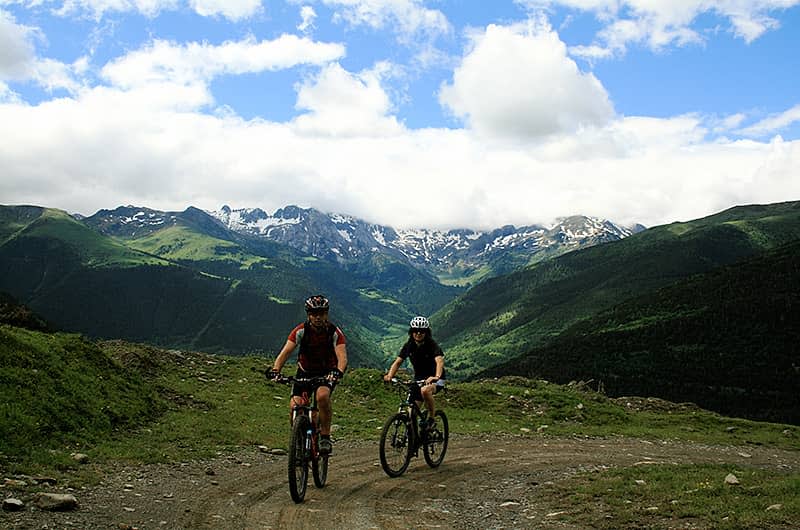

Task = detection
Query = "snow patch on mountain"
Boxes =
[208,205,643,274]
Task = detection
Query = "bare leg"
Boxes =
[316,385,333,436]
[289,396,306,425]
[421,384,436,417]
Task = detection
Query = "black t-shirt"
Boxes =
[399,339,445,380]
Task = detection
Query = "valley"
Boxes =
[1,200,799,424]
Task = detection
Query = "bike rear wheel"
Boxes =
[288,416,310,503]
[423,410,449,468]
[379,413,412,477]
[312,434,328,488]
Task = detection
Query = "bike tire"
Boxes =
[379,413,412,478]
[312,437,328,488]
[423,410,449,468]
[288,416,310,503]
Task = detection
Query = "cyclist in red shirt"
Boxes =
[270,295,348,454]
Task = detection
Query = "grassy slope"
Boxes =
[0,208,304,356]
[2,327,797,464]
[0,206,165,268]
[1,327,797,527]
[121,221,393,366]
[0,326,162,462]
[434,201,800,379]
[115,211,460,365]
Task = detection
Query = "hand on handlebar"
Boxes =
[267,368,282,382]
[327,368,344,383]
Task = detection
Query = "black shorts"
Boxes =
[291,368,336,398]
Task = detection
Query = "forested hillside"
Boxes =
[0,206,377,363]
[479,239,800,424]
[435,201,800,380]
[0,205,461,366]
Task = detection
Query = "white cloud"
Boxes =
[739,104,800,137]
[517,0,800,55]
[438,21,613,138]
[568,43,613,60]
[188,0,263,21]
[321,0,451,42]
[2,78,797,231]
[0,81,22,103]
[101,35,345,88]
[298,5,317,33]
[291,62,403,137]
[0,9,87,93]
[1,1,798,232]
[30,56,87,93]
[52,0,181,19]
[10,0,259,21]
[0,9,37,79]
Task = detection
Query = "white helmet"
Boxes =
[409,316,430,329]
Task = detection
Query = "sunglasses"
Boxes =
[411,329,427,334]
[307,309,328,316]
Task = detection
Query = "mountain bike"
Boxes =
[379,378,449,478]
[271,375,330,503]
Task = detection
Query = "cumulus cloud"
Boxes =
[1,1,798,232]
[2,75,797,230]
[291,62,403,136]
[518,0,800,55]
[0,9,87,93]
[0,9,37,79]
[101,35,345,88]
[438,21,614,138]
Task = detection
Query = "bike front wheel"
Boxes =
[423,410,449,468]
[288,416,310,503]
[312,435,328,488]
[379,413,412,478]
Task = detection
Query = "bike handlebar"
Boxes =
[386,377,428,387]
[269,373,331,385]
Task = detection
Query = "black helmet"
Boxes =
[305,295,330,312]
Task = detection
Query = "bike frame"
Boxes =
[393,379,425,448]
[292,390,319,458]
[393,378,430,453]
[273,374,331,502]
[379,377,449,478]
[282,376,328,458]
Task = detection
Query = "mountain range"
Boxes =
[1,203,635,366]
[87,204,643,286]
[435,201,800,376]
[2,200,797,423]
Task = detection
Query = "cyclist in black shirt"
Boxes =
[384,316,445,429]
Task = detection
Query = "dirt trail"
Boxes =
[4,435,799,529]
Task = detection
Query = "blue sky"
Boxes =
[1,0,799,229]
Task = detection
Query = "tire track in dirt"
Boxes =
[5,435,798,530]
[189,436,799,530]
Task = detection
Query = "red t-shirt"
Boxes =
[289,322,346,372]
